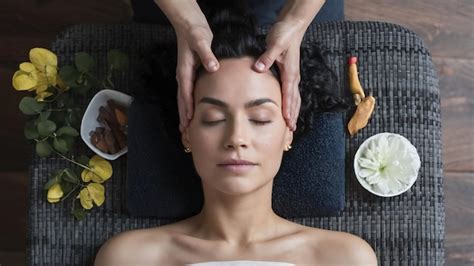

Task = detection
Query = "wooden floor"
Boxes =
[0,0,472,265]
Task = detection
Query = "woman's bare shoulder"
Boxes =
[304,227,378,265]
[94,225,176,266]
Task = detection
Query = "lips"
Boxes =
[217,158,258,166]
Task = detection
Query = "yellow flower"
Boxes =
[29,48,58,71]
[12,63,39,91]
[47,183,64,203]
[12,48,58,102]
[78,183,105,210]
[81,155,113,183]
[20,62,36,72]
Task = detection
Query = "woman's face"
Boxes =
[182,57,293,196]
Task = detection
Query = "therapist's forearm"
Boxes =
[277,0,326,29]
[154,0,207,31]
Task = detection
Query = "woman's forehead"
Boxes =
[194,57,281,104]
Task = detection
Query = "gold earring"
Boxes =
[184,146,191,153]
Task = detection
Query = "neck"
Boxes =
[193,181,282,247]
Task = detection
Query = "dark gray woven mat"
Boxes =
[27,21,445,265]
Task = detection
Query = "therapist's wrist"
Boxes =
[281,15,309,38]
[277,0,325,31]
[154,0,208,32]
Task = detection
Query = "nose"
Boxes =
[224,116,249,150]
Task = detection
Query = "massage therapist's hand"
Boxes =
[253,0,325,131]
[253,19,306,131]
[154,0,220,133]
[175,24,220,133]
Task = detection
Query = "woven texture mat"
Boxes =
[27,21,445,265]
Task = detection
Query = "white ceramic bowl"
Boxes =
[80,89,132,160]
[353,132,421,197]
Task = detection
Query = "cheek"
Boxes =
[254,119,288,151]
[187,125,217,177]
[257,129,286,177]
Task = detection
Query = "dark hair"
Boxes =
[133,0,350,146]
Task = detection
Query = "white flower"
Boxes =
[355,133,421,196]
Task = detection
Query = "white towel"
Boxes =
[187,260,295,266]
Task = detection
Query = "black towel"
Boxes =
[127,99,345,219]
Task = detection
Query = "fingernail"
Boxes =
[208,61,217,71]
[187,112,192,120]
[255,61,265,71]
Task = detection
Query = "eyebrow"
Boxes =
[198,97,278,108]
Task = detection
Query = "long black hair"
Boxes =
[133,0,350,145]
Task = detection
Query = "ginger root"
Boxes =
[347,56,376,136]
[348,56,365,106]
[348,95,376,136]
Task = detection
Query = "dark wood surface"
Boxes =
[0,0,472,265]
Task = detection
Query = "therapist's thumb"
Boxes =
[194,40,219,72]
[254,46,281,72]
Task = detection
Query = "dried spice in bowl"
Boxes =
[89,99,128,154]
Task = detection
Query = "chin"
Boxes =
[215,177,254,195]
[214,176,270,196]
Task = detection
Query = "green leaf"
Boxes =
[107,49,129,71]
[59,65,80,87]
[39,110,51,121]
[53,136,68,154]
[24,120,39,140]
[50,111,67,125]
[52,169,64,178]
[63,168,79,183]
[63,135,75,150]
[19,97,45,115]
[44,177,62,190]
[84,72,99,87]
[75,52,95,73]
[57,126,79,137]
[72,207,87,220]
[60,180,75,195]
[36,141,52,158]
[76,155,89,167]
[66,108,82,127]
[43,169,64,190]
[37,120,56,136]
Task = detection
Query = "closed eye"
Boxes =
[251,120,272,125]
[202,120,272,126]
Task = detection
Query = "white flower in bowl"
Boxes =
[354,132,421,197]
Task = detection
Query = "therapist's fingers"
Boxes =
[289,72,301,130]
[188,26,220,73]
[176,45,197,133]
[290,85,301,131]
[278,57,301,128]
[176,83,187,134]
[284,41,302,129]
[281,78,293,122]
[193,39,220,72]
[177,70,196,132]
[254,43,284,72]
